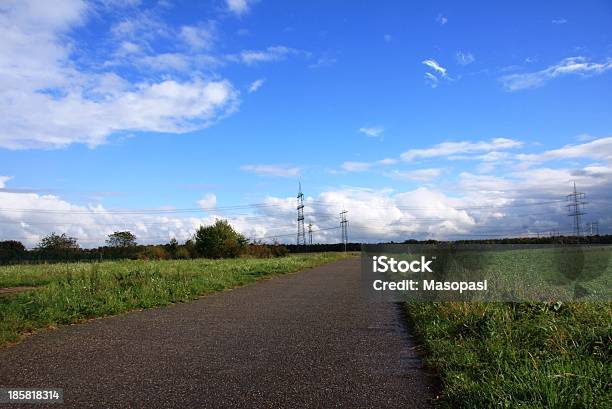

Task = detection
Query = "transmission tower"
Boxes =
[586,221,599,236]
[567,181,586,236]
[308,223,313,245]
[296,183,306,246]
[340,209,348,252]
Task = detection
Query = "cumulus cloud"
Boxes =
[552,18,567,24]
[248,78,265,93]
[197,193,217,209]
[241,164,301,177]
[226,0,253,16]
[0,176,12,188]
[500,56,612,91]
[0,0,239,149]
[359,126,384,138]
[1,79,239,149]
[179,23,216,50]
[436,14,448,25]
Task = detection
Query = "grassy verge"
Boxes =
[0,253,351,347]
[406,301,611,408]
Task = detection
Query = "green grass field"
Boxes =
[407,301,611,408]
[0,253,350,347]
[403,246,612,408]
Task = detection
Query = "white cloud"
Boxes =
[0,176,12,188]
[0,190,208,247]
[338,157,396,173]
[180,23,215,50]
[341,161,372,172]
[237,46,299,65]
[424,72,439,88]
[422,59,449,87]
[139,53,191,71]
[378,158,397,166]
[197,193,217,209]
[401,138,523,161]
[516,137,612,163]
[248,78,265,93]
[226,0,252,16]
[576,133,596,142]
[0,1,239,149]
[117,41,140,55]
[552,18,567,24]
[386,168,443,182]
[359,126,384,138]
[500,56,612,91]
[1,79,239,149]
[436,14,448,25]
[422,59,447,76]
[241,164,301,178]
[456,51,475,65]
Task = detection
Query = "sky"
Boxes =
[1,0,612,247]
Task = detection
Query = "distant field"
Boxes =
[0,253,351,347]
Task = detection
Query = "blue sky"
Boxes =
[1,0,612,246]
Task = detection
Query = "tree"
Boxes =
[106,231,137,247]
[37,232,79,250]
[193,219,247,258]
[0,240,26,264]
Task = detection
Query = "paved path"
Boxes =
[0,258,436,408]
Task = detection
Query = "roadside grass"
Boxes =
[0,253,351,347]
[406,301,611,408]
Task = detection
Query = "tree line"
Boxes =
[0,220,288,265]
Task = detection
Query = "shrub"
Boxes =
[138,246,169,260]
[193,220,247,259]
[248,244,273,258]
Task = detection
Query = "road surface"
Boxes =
[0,258,436,408]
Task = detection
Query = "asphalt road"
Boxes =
[0,258,436,408]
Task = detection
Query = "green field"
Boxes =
[407,301,611,408]
[0,253,350,347]
[404,246,612,408]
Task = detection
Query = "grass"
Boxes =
[0,253,351,347]
[403,246,612,408]
[407,301,611,408]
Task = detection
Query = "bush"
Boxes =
[0,241,27,264]
[138,246,169,260]
[193,220,248,259]
[271,244,289,257]
[247,244,273,258]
